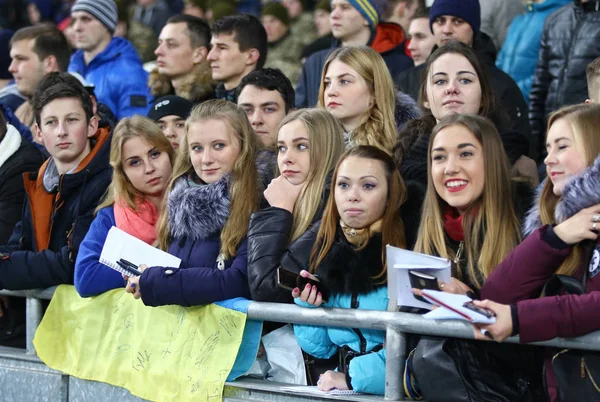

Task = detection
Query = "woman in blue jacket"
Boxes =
[496,0,571,103]
[126,100,269,306]
[285,146,411,395]
[74,116,176,297]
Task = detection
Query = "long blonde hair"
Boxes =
[156,100,262,256]
[317,46,398,153]
[96,115,175,213]
[277,109,345,241]
[414,114,521,288]
[310,146,407,284]
[539,103,600,276]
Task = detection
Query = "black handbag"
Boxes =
[542,261,600,402]
[409,336,545,402]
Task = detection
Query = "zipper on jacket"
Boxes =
[454,241,464,265]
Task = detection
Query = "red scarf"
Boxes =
[443,206,465,242]
[114,198,160,245]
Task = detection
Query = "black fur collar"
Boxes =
[315,228,385,295]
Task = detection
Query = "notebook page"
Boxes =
[100,226,181,272]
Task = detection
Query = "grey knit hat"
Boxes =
[72,0,118,34]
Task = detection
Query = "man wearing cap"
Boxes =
[147,95,193,152]
[295,0,414,108]
[395,0,531,149]
[68,0,151,119]
[262,2,304,87]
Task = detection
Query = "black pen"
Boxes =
[117,259,142,276]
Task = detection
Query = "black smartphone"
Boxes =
[409,270,440,303]
[463,301,495,319]
[276,268,330,302]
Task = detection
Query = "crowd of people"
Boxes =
[1,0,600,401]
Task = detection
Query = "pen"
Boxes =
[117,259,142,276]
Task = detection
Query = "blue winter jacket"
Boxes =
[139,175,252,307]
[69,37,151,120]
[284,222,388,395]
[496,0,571,103]
[74,206,126,297]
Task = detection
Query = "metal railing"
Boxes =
[3,287,600,401]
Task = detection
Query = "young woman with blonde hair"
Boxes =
[125,99,272,306]
[474,103,600,402]
[247,108,345,302]
[317,46,420,153]
[414,114,529,293]
[284,146,418,395]
[75,115,175,297]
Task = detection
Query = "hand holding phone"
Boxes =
[463,301,495,319]
[409,270,440,303]
[277,268,329,302]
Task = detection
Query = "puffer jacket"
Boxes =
[0,127,112,290]
[529,0,600,162]
[295,22,413,108]
[496,0,572,103]
[69,37,151,120]
[286,223,388,395]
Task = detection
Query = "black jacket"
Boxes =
[395,32,531,151]
[529,0,600,161]
[0,128,44,244]
[0,128,112,290]
[247,179,423,302]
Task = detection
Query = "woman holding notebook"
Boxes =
[283,146,413,395]
[125,100,272,306]
[473,104,600,402]
[74,116,176,297]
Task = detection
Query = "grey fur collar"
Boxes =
[395,90,421,132]
[167,175,230,241]
[523,154,600,236]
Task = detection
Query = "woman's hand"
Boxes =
[291,270,323,306]
[264,176,304,213]
[124,264,147,299]
[554,204,600,245]
[438,278,473,295]
[317,370,349,392]
[472,299,513,342]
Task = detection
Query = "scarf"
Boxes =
[114,198,160,245]
[340,218,383,248]
[0,124,22,169]
[443,206,465,242]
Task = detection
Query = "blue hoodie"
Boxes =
[69,37,150,119]
[496,0,572,103]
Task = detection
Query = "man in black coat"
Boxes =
[395,0,532,155]
[529,0,600,163]
[0,105,44,244]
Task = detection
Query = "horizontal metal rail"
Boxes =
[3,287,600,401]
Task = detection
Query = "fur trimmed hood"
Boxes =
[148,61,216,103]
[523,154,600,237]
[395,90,421,132]
[167,151,275,241]
[315,228,385,295]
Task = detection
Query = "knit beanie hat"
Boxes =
[263,2,291,26]
[429,0,481,34]
[316,0,331,12]
[0,30,13,80]
[346,0,388,32]
[71,0,118,34]
[147,95,193,121]
[210,3,237,21]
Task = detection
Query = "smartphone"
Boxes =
[276,268,330,302]
[462,301,495,319]
[409,270,440,303]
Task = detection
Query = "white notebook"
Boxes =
[386,245,451,310]
[99,226,182,276]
